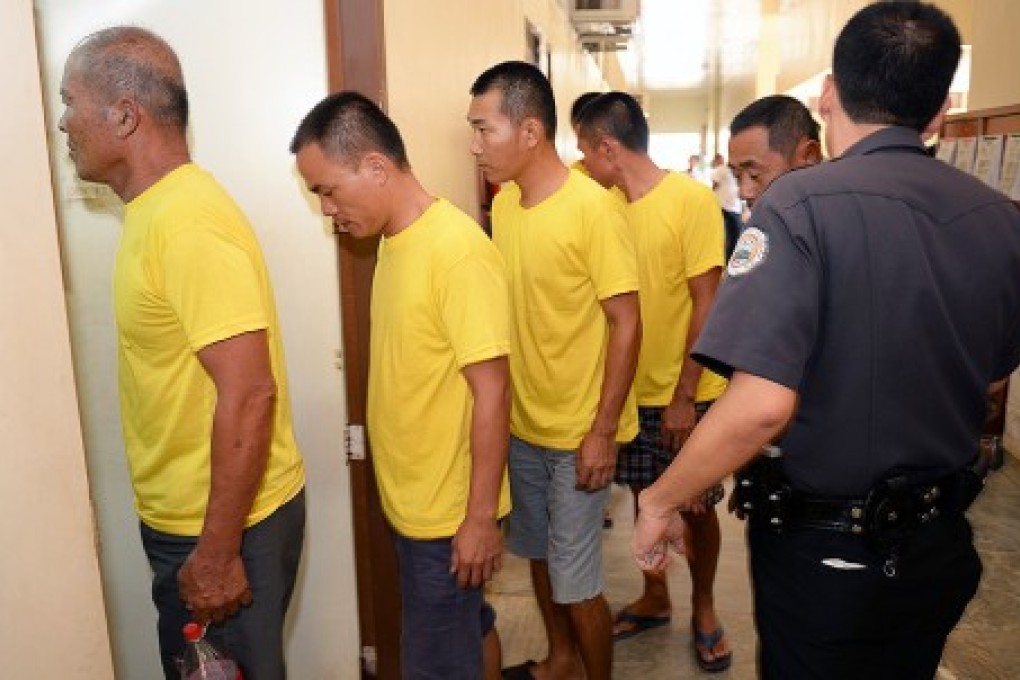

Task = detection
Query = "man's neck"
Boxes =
[514,146,568,209]
[383,174,435,237]
[114,135,192,202]
[827,111,891,158]
[617,153,666,203]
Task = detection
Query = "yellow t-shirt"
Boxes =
[569,159,589,176]
[492,170,639,449]
[628,172,727,405]
[571,159,627,202]
[115,163,305,535]
[368,198,512,538]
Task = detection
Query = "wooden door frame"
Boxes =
[323,1,401,677]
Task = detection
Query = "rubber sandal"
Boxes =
[692,623,733,672]
[501,659,537,679]
[612,611,672,642]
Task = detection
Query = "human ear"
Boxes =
[522,118,542,148]
[602,138,617,162]
[794,138,823,166]
[112,98,140,138]
[922,95,952,141]
[363,153,388,185]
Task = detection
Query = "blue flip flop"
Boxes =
[501,659,537,679]
[612,611,672,642]
[693,623,733,672]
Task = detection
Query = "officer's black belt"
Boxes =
[782,472,966,536]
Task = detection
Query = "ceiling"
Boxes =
[624,0,764,92]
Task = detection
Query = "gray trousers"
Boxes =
[140,490,305,680]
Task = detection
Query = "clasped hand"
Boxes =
[632,493,686,573]
[178,547,252,624]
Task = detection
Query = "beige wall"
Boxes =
[647,90,711,134]
[384,0,608,217]
[777,0,974,93]
[0,1,114,676]
[34,2,359,677]
[968,0,1020,109]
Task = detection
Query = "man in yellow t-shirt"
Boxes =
[578,92,733,672]
[293,91,511,680]
[469,62,640,680]
[60,28,304,679]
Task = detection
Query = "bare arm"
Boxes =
[179,329,276,623]
[576,291,641,491]
[633,371,796,568]
[662,267,722,453]
[451,356,511,588]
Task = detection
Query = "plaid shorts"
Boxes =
[615,403,725,506]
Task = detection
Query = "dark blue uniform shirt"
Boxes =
[694,126,1020,497]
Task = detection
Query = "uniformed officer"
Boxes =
[632,3,1020,679]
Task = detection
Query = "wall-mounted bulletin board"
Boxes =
[939,104,1020,202]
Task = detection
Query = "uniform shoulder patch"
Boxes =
[727,227,769,277]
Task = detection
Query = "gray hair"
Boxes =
[70,26,188,130]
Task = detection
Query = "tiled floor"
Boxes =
[489,455,1020,678]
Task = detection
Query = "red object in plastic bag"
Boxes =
[179,622,243,680]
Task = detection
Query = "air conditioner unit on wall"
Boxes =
[570,0,640,26]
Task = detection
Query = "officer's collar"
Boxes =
[840,126,925,159]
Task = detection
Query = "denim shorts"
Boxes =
[393,533,496,680]
[505,436,609,604]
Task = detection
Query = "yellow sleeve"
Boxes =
[437,253,511,368]
[681,186,726,279]
[160,226,268,351]
[585,199,639,300]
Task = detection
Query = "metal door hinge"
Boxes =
[345,424,366,462]
[361,645,377,675]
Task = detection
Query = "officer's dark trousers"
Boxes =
[748,514,981,680]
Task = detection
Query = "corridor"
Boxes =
[490,456,1020,679]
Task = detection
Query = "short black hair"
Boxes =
[833,1,961,131]
[576,91,648,153]
[470,61,557,141]
[570,92,601,127]
[71,26,188,130]
[289,91,409,169]
[729,95,820,160]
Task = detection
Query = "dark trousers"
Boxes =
[722,209,743,260]
[140,490,306,680]
[393,533,496,680]
[749,514,981,680]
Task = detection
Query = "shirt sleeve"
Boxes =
[437,252,512,368]
[681,186,726,279]
[692,201,820,389]
[586,197,639,301]
[160,226,269,351]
